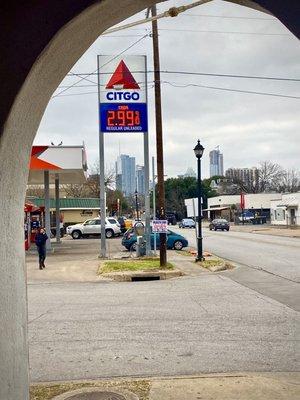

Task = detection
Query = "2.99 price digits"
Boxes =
[107,110,140,127]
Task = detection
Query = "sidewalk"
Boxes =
[31,372,300,400]
[229,224,300,238]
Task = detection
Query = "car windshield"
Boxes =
[214,219,227,223]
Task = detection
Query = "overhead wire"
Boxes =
[52,34,150,98]
[181,13,275,20]
[53,79,300,100]
[65,70,300,82]
[161,81,300,99]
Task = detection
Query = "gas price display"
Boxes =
[107,108,140,127]
[100,103,147,133]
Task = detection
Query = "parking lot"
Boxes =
[26,235,125,283]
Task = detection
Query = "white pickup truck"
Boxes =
[66,217,121,239]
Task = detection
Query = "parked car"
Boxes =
[209,219,230,231]
[122,229,188,251]
[179,218,195,228]
[238,210,255,222]
[66,217,121,239]
[117,216,127,234]
[166,212,177,225]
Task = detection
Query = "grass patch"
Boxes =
[175,249,192,257]
[198,259,224,268]
[99,258,174,274]
[30,379,151,400]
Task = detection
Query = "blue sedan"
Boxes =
[122,229,188,251]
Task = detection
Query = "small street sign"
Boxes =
[152,220,168,233]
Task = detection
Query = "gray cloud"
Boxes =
[36,0,300,179]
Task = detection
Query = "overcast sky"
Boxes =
[36,0,300,179]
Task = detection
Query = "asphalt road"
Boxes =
[171,227,300,311]
[173,227,300,283]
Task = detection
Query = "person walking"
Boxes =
[35,227,48,270]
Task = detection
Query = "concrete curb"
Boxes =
[52,386,138,399]
[101,269,184,282]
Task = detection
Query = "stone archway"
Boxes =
[0,1,299,399]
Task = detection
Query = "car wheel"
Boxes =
[226,228,230,231]
[72,230,82,239]
[105,229,114,239]
[174,240,183,250]
[130,242,137,252]
[214,227,218,231]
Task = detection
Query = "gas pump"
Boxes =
[24,203,32,250]
[24,202,45,250]
[30,206,45,243]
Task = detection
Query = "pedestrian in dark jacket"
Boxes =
[35,228,48,270]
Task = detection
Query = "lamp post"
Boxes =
[134,190,139,220]
[194,140,205,262]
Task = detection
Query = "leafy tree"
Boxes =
[163,176,217,218]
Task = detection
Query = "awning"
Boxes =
[28,145,88,184]
[277,203,298,208]
[202,206,230,211]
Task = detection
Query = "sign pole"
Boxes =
[97,55,106,258]
[143,56,151,256]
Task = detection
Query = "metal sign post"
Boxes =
[97,55,150,256]
[97,56,107,258]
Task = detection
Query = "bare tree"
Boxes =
[83,161,115,197]
[278,169,300,193]
[62,184,89,198]
[258,161,284,192]
[26,186,45,198]
[62,160,115,198]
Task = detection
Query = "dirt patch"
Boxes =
[30,380,150,400]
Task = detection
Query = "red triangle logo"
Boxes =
[106,60,140,90]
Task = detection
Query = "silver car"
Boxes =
[179,218,196,228]
[66,217,121,239]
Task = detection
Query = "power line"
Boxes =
[100,28,288,37]
[157,28,289,36]
[52,80,299,100]
[181,13,275,20]
[52,34,149,98]
[66,70,300,82]
[162,81,300,99]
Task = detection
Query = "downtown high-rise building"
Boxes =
[225,167,259,191]
[136,165,145,195]
[209,147,224,177]
[115,154,136,196]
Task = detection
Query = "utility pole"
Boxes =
[151,4,167,267]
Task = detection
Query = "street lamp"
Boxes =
[193,140,205,262]
[134,190,140,220]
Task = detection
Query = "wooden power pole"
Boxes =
[151,4,167,267]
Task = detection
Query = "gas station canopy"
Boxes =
[28,145,88,184]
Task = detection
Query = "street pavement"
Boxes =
[26,235,299,383]
[172,226,300,311]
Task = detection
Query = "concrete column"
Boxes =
[55,174,61,243]
[44,170,51,250]
[0,134,30,400]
